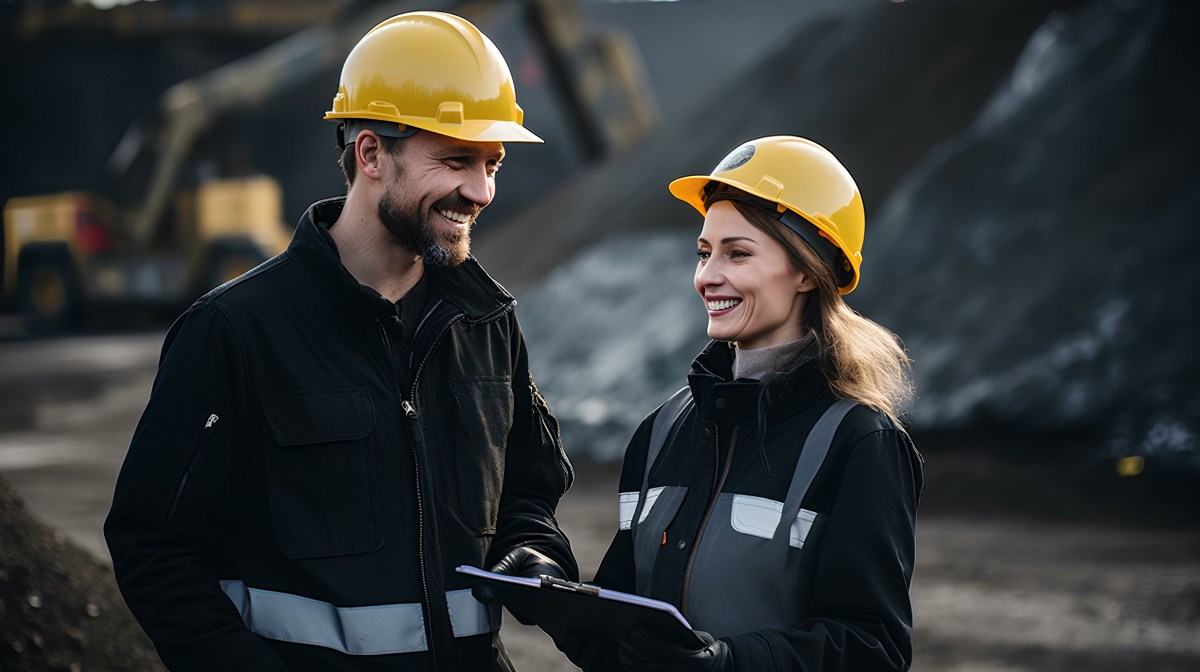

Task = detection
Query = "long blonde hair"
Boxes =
[728,200,916,432]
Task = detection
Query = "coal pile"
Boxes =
[499,0,1199,476]
[856,0,1200,469]
[0,476,163,672]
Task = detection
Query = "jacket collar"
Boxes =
[687,339,833,476]
[288,197,515,324]
[686,339,829,424]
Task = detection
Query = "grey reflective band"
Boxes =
[446,587,500,638]
[774,399,857,538]
[630,386,692,535]
[220,580,500,656]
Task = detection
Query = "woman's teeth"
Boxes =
[707,299,741,311]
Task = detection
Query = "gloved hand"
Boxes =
[618,626,733,672]
[472,546,566,625]
[489,545,565,581]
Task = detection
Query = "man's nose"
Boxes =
[459,165,495,209]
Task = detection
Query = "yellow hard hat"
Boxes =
[325,11,542,143]
[669,136,865,294]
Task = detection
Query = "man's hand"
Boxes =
[618,627,733,671]
[473,546,565,625]
[489,546,565,581]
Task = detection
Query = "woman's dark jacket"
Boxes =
[591,340,922,671]
[104,198,576,672]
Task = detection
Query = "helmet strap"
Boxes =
[336,119,419,150]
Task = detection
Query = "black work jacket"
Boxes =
[591,341,922,671]
[105,198,576,672]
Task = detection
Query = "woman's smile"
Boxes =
[705,296,743,316]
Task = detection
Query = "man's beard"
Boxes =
[377,191,475,268]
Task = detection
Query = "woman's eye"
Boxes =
[696,250,710,260]
[730,249,750,259]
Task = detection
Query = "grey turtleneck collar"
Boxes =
[732,334,817,381]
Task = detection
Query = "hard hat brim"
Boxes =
[325,112,543,144]
[667,174,716,217]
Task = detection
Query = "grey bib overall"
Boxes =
[627,390,856,638]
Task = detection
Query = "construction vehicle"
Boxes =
[2,177,288,334]
[2,0,656,334]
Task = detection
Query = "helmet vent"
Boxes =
[367,101,400,117]
[437,101,466,125]
[755,175,784,199]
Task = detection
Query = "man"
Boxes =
[105,11,577,671]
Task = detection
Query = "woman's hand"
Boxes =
[618,627,733,671]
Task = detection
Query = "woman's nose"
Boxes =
[695,257,724,287]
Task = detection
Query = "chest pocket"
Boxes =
[729,495,819,549]
[449,377,514,535]
[262,389,381,559]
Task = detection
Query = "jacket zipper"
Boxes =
[166,413,218,524]
[409,312,464,672]
[679,425,738,616]
[531,380,574,489]
[381,302,464,671]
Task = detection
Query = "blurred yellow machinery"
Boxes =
[2,178,290,334]
[1,0,656,334]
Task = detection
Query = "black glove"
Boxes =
[618,626,733,672]
[473,546,565,625]
[489,545,565,581]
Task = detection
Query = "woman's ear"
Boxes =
[355,131,384,180]
[796,272,817,293]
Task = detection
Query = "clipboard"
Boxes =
[456,565,704,646]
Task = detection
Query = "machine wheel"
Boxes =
[17,251,82,335]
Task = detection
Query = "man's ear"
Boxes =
[355,131,384,181]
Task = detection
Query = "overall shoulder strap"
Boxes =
[775,399,858,538]
[629,386,693,535]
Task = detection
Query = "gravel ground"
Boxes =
[2,333,1198,671]
[500,460,1200,672]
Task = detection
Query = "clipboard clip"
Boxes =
[540,575,601,597]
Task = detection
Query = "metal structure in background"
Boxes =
[1,0,657,334]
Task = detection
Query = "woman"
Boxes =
[563,136,922,671]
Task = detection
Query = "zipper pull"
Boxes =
[205,414,219,430]
[401,400,418,419]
